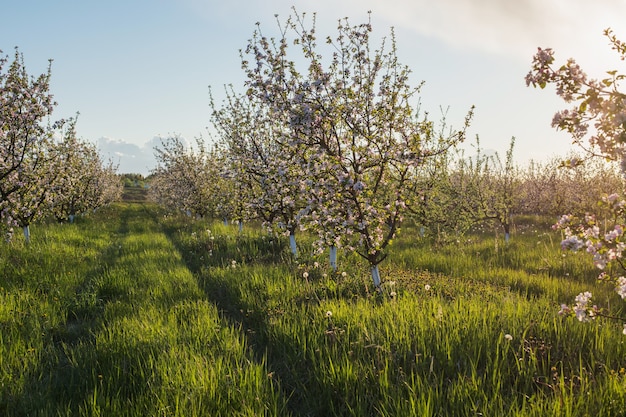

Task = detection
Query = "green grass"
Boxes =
[0,204,284,416]
[2,205,626,416]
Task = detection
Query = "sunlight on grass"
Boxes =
[2,205,626,416]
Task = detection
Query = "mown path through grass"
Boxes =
[1,203,285,416]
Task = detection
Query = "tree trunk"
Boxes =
[370,264,381,288]
[289,232,297,257]
[329,245,337,271]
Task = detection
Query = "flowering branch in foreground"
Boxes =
[528,28,626,331]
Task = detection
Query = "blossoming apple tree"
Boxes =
[210,86,310,256]
[0,48,65,240]
[151,135,230,220]
[47,117,122,223]
[238,11,473,286]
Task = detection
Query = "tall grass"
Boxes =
[0,204,285,416]
[2,205,626,416]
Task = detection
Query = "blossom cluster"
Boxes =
[526,32,626,161]
[559,291,598,322]
[554,193,626,273]
[553,196,626,326]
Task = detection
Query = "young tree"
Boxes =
[211,87,310,256]
[151,136,218,218]
[240,10,473,286]
[407,145,478,244]
[477,138,521,242]
[0,48,65,240]
[3,140,57,242]
[48,117,121,222]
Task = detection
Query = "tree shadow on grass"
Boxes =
[163,223,384,416]
[2,204,164,416]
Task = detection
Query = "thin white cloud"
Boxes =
[228,0,626,75]
[97,137,159,176]
[349,0,626,73]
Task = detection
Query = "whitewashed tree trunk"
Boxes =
[223,218,228,226]
[329,245,337,271]
[289,233,297,257]
[371,264,381,288]
[23,226,30,244]
[505,232,510,243]
[238,220,243,233]
[69,214,75,224]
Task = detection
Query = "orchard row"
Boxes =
[0,49,122,242]
[147,12,622,289]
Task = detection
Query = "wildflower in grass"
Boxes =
[341,271,347,278]
[558,304,571,315]
[325,310,332,318]
[390,291,397,299]
[623,323,626,335]
[313,262,319,268]
[424,284,431,291]
[303,271,309,279]
[504,334,513,341]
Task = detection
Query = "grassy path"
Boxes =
[0,203,285,416]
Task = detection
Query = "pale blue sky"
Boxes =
[3,0,626,175]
